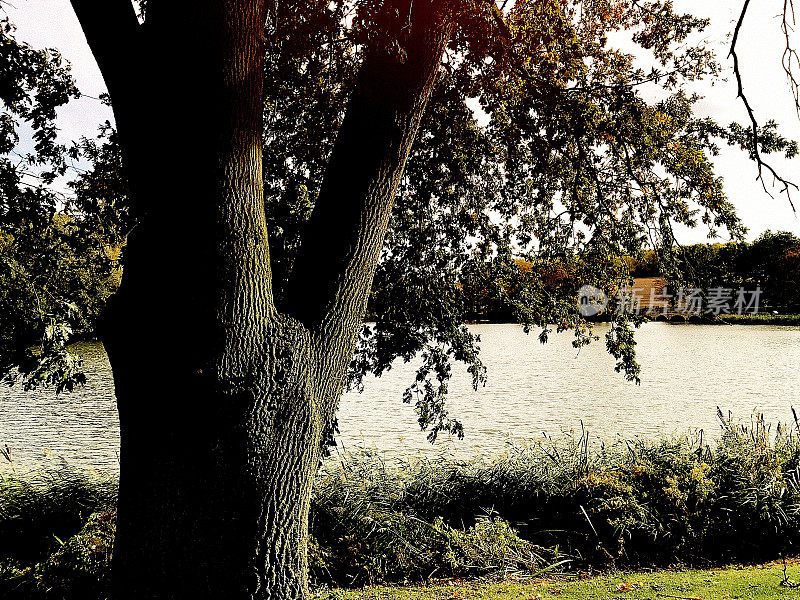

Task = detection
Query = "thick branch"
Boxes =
[285,0,453,360]
[69,0,140,103]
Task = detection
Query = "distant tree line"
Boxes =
[6,223,797,354]
[633,231,800,314]
[452,230,800,322]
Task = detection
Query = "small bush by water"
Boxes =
[0,464,116,599]
[2,412,800,597]
[0,464,116,564]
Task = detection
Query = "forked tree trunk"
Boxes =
[70,0,453,598]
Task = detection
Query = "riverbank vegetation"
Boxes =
[2,413,799,598]
[632,230,800,316]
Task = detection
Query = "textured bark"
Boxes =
[108,316,325,600]
[70,1,454,599]
[287,3,454,323]
[286,0,455,400]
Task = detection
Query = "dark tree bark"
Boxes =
[69,0,454,598]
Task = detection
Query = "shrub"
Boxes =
[0,464,116,565]
[0,510,114,600]
[3,412,800,594]
[310,414,800,580]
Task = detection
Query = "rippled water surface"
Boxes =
[2,323,799,471]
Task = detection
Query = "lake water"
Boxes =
[2,323,799,472]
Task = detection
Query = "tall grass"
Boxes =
[310,410,800,583]
[311,452,562,585]
[2,411,800,597]
[0,463,116,599]
[0,464,116,563]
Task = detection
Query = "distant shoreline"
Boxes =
[707,313,800,325]
[463,313,800,325]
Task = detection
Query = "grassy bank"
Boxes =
[317,561,800,600]
[2,412,800,597]
[713,314,800,325]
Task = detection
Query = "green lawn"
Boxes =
[316,561,800,600]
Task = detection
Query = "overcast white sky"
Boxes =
[6,0,800,244]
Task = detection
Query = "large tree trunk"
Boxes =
[70,0,454,598]
[108,315,326,600]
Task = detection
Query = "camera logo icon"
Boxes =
[577,285,608,317]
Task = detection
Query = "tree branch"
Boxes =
[285,0,454,358]
[69,0,140,104]
[730,0,798,207]
[782,0,800,117]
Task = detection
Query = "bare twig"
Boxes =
[782,0,800,117]
[729,0,798,207]
[781,555,800,587]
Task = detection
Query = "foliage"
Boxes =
[463,230,800,321]
[625,231,800,313]
[261,0,800,435]
[2,414,800,594]
[0,15,77,175]
[0,210,121,391]
[308,414,800,584]
[0,465,117,564]
[0,510,114,600]
[310,456,557,585]
[718,314,800,325]
[0,13,123,392]
[742,231,800,312]
[0,464,116,599]
[3,2,798,433]
[33,510,114,600]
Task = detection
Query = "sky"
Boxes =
[5,0,800,244]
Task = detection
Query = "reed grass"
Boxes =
[0,463,116,564]
[309,409,800,584]
[2,410,800,597]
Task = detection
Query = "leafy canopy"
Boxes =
[1,0,796,437]
[262,0,795,439]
